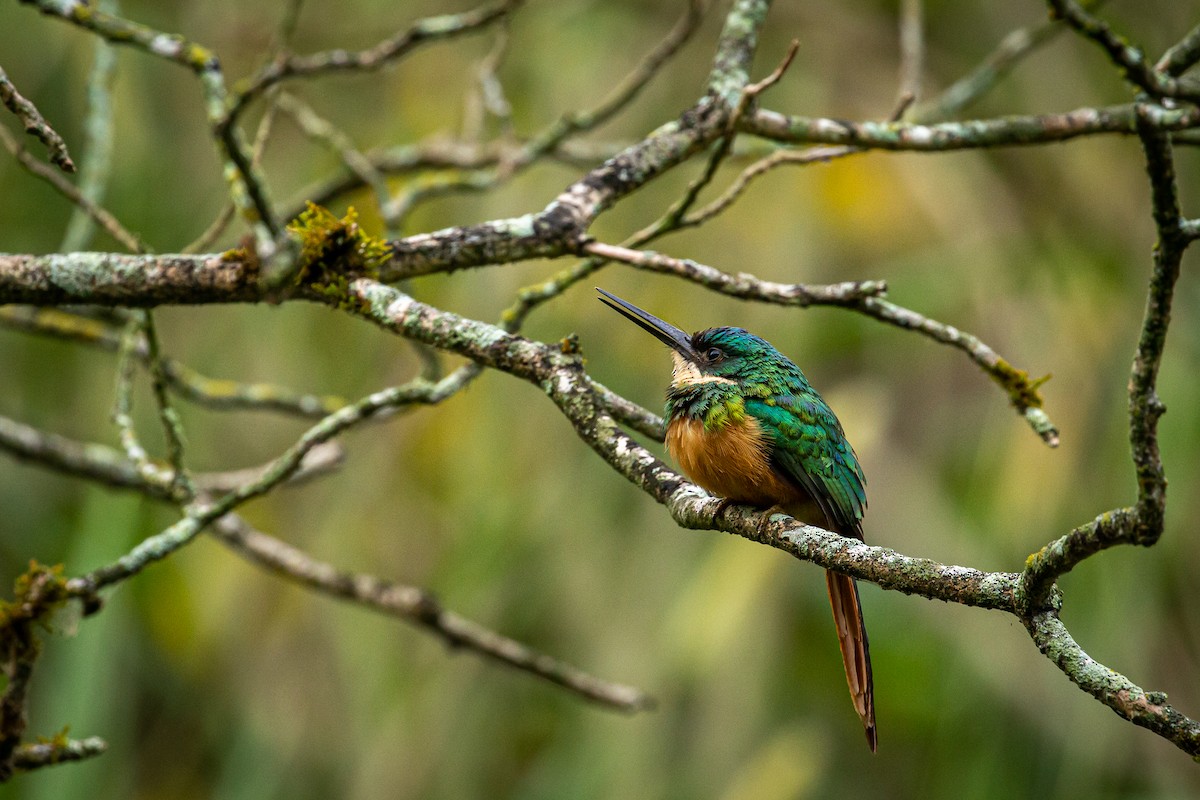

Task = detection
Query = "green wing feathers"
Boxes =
[745,395,867,536]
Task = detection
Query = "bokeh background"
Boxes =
[3,1,1200,798]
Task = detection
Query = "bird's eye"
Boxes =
[705,347,723,362]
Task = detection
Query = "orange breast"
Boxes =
[666,416,812,511]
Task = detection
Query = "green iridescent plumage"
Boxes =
[666,326,867,535]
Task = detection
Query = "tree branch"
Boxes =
[210,514,652,712]
[745,102,1200,150]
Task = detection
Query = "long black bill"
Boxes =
[596,288,699,362]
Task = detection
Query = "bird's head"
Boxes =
[597,288,785,389]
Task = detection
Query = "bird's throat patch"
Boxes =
[670,351,735,387]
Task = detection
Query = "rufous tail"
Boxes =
[825,569,876,752]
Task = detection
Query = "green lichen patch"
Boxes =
[0,562,69,636]
[286,203,392,305]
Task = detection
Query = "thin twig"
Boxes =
[0,306,347,418]
[140,312,195,498]
[275,91,391,222]
[898,0,924,104]
[0,126,143,252]
[210,513,653,712]
[463,22,514,143]
[912,16,1065,121]
[583,241,885,306]
[0,64,74,172]
[583,241,1059,445]
[1156,22,1200,76]
[10,737,108,772]
[227,1,519,120]
[1046,0,1200,104]
[0,412,344,500]
[654,37,799,232]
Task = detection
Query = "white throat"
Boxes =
[670,351,735,386]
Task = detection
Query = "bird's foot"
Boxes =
[758,504,788,538]
[713,497,738,522]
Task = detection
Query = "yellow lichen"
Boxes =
[992,357,1052,411]
[0,561,68,631]
[286,203,392,304]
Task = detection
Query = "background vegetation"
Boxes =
[2,0,1199,797]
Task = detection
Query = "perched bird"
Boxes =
[597,287,876,752]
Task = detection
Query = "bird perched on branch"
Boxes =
[597,287,876,752]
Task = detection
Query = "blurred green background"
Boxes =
[3,1,1200,797]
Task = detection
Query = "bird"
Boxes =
[597,287,876,752]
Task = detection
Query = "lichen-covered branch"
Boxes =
[582,241,1058,445]
[1026,611,1200,755]
[1019,508,1131,610]
[1127,102,1182,544]
[1046,0,1200,104]
[0,253,261,306]
[0,411,648,720]
[0,564,72,781]
[583,241,886,305]
[852,296,1058,445]
[745,103,1200,151]
[10,736,107,772]
[1157,22,1200,76]
[0,413,175,499]
[0,63,74,172]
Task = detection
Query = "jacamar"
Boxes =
[597,288,876,752]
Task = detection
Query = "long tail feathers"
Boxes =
[825,569,876,753]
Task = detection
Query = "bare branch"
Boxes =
[11,737,108,772]
[583,241,884,306]
[210,514,653,712]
